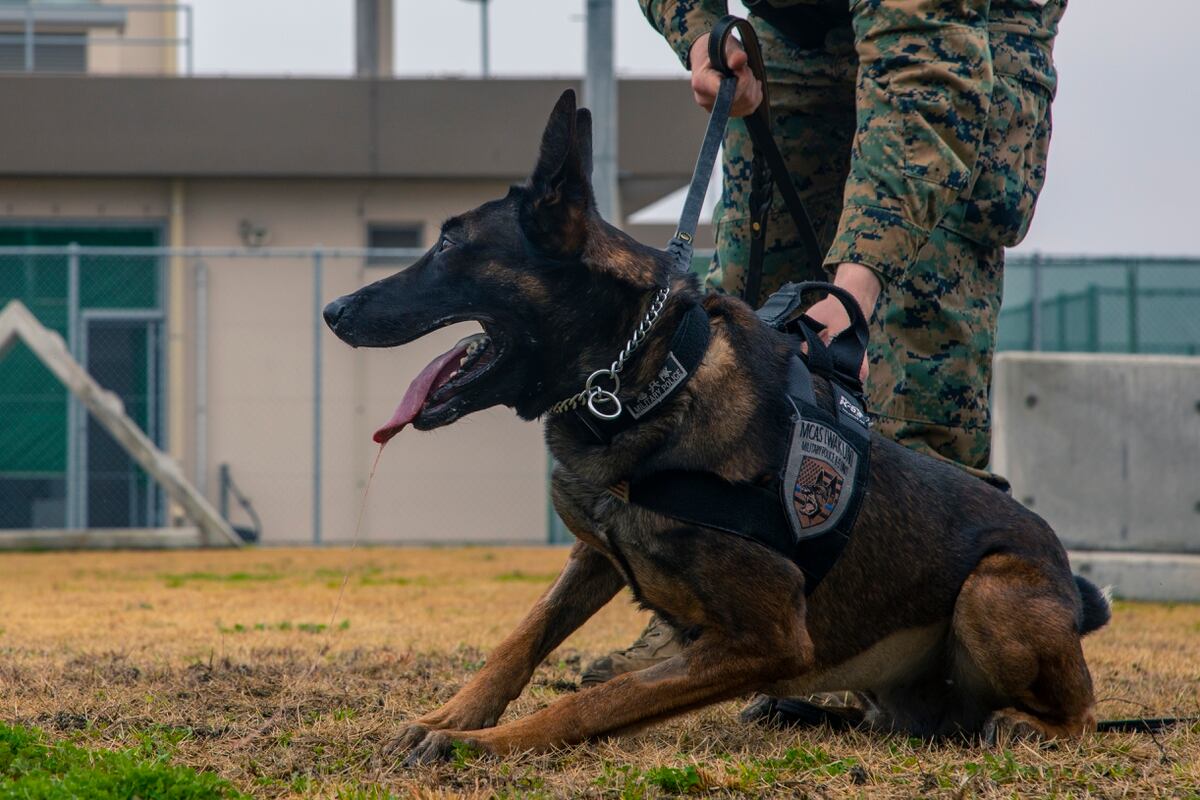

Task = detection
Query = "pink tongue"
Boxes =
[373,340,472,444]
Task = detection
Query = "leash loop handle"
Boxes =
[708,15,772,131]
[708,15,824,303]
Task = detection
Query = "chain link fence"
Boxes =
[998,256,1200,355]
[2,248,1198,543]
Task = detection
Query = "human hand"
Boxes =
[802,263,882,384]
[688,33,763,118]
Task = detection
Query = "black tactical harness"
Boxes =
[605,284,872,594]
[558,17,873,593]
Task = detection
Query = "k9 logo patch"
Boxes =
[793,456,845,529]
[782,418,858,539]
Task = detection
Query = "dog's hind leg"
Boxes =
[386,540,624,755]
[950,551,1098,742]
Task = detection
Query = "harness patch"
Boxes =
[629,352,687,419]
[837,393,869,428]
[793,456,845,529]
[784,419,858,539]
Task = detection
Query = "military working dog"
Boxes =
[323,91,1109,764]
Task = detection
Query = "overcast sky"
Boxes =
[192,0,1199,257]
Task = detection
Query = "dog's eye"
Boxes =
[438,236,455,253]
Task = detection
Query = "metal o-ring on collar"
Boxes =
[585,369,622,420]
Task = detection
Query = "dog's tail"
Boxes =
[1074,575,1112,635]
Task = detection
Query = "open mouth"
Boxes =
[373,327,504,444]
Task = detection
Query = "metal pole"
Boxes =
[1056,293,1066,352]
[480,0,490,78]
[585,0,619,223]
[65,243,80,527]
[1087,285,1100,352]
[1029,252,1042,351]
[1127,261,1139,353]
[24,2,34,73]
[355,0,377,77]
[194,261,208,497]
[145,318,157,525]
[184,4,193,76]
[218,463,230,520]
[312,250,324,545]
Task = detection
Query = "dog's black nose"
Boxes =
[323,296,349,330]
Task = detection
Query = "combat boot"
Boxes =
[580,615,682,686]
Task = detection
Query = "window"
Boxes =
[367,223,424,265]
[0,33,86,73]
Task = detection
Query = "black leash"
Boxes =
[708,15,823,306]
[664,58,735,276]
[664,15,822,301]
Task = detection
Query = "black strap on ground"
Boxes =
[709,16,823,305]
[1096,717,1198,734]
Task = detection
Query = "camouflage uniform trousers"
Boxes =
[698,0,1063,476]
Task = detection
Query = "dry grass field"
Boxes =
[0,546,1197,798]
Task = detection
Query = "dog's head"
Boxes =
[324,90,671,441]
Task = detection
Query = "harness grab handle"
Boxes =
[805,282,870,388]
[708,16,772,130]
[760,281,871,390]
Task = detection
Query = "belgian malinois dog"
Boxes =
[323,91,1110,764]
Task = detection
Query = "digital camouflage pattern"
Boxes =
[638,0,1065,475]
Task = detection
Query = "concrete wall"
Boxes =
[993,352,1200,600]
[993,352,1200,553]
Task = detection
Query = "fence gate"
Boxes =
[77,313,164,528]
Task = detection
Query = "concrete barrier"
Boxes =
[993,352,1200,601]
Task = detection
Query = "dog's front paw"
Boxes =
[383,722,435,759]
[389,728,481,767]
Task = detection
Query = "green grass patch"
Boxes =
[217,620,349,635]
[494,570,558,584]
[645,764,704,793]
[0,720,244,799]
[162,571,282,588]
[594,762,707,798]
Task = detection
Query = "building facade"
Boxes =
[0,24,711,542]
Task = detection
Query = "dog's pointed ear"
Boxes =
[529,90,578,190]
[574,107,594,181]
[523,90,595,257]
